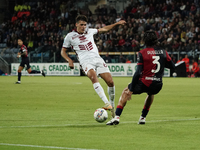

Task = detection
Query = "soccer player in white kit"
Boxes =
[61,15,126,118]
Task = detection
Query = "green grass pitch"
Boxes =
[0,76,200,150]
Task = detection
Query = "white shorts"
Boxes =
[80,57,110,75]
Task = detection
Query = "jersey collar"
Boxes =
[73,29,87,35]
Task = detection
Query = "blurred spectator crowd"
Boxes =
[0,0,200,63]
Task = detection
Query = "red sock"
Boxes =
[115,105,124,116]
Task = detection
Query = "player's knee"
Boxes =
[89,75,98,83]
[107,79,114,87]
[123,88,129,96]
[122,87,132,98]
[106,78,114,87]
[27,69,31,74]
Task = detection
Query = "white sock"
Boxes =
[93,82,109,104]
[108,86,115,108]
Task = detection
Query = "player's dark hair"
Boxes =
[143,30,158,47]
[18,37,24,41]
[76,15,88,23]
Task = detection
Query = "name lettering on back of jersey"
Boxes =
[78,42,93,51]
[147,50,163,55]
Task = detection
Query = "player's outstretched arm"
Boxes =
[98,20,126,34]
[61,47,74,69]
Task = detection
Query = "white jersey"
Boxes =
[62,28,100,64]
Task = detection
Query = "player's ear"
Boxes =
[75,22,78,27]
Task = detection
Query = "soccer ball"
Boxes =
[172,72,177,77]
[94,108,108,123]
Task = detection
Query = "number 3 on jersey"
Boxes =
[151,56,160,73]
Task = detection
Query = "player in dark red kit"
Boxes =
[15,38,45,84]
[106,30,175,125]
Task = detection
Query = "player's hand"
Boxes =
[17,52,21,58]
[117,20,126,26]
[68,60,74,69]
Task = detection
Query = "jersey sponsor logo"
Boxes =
[78,42,93,51]
[79,35,88,43]
[72,34,89,43]
[79,36,86,41]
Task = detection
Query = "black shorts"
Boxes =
[20,57,31,70]
[128,80,163,95]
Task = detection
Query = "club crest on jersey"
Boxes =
[103,63,107,67]
[85,67,88,72]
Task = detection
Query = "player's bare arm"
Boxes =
[98,20,126,34]
[61,47,74,69]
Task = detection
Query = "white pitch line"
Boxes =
[0,123,100,128]
[0,118,199,129]
[0,143,101,150]
[121,117,200,124]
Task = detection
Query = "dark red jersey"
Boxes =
[137,47,173,87]
[19,45,28,58]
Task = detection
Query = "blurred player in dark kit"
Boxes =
[107,30,175,125]
[16,38,45,84]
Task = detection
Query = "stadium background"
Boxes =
[0,0,199,76]
[0,1,200,150]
